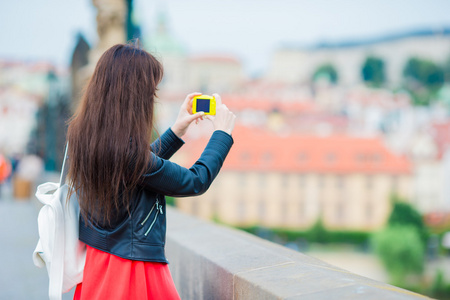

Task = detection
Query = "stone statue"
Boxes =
[91,0,127,63]
[71,0,127,111]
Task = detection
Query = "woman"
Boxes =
[67,42,236,299]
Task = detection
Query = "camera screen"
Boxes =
[196,99,210,113]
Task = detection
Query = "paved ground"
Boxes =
[0,195,75,300]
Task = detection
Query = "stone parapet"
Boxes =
[166,207,428,300]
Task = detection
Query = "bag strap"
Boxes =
[49,143,69,300]
[59,143,68,186]
[48,194,65,300]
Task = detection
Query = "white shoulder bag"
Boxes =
[32,144,86,300]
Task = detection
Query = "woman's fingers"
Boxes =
[210,96,236,135]
[187,92,202,99]
[212,93,222,107]
[188,112,204,123]
[179,93,235,133]
[185,92,202,104]
[187,98,194,114]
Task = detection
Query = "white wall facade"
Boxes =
[266,33,450,86]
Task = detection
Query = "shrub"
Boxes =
[372,225,425,286]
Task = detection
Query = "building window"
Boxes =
[297,152,308,163]
[365,201,373,222]
[326,153,336,163]
[373,154,383,164]
[282,173,289,188]
[258,198,266,221]
[336,175,345,189]
[356,153,365,163]
[240,152,251,162]
[259,173,266,188]
[238,198,246,222]
[299,200,305,219]
[318,174,325,188]
[336,201,345,223]
[281,200,289,225]
[299,174,306,188]
[366,175,373,189]
[391,175,399,192]
[261,152,273,164]
[239,173,247,188]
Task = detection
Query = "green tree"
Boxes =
[430,269,450,299]
[444,56,450,83]
[372,195,428,287]
[403,57,445,106]
[313,64,338,84]
[388,194,428,245]
[361,56,385,87]
[165,196,176,206]
[403,57,444,91]
[306,218,328,243]
[372,225,425,286]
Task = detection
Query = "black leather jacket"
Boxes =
[79,128,234,263]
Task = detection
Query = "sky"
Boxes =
[1,0,450,75]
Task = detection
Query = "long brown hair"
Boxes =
[67,42,163,225]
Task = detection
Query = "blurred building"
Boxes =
[80,4,450,227]
[145,11,188,93]
[0,58,71,172]
[0,88,40,155]
[186,55,244,93]
[0,60,54,156]
[144,10,245,95]
[266,27,450,86]
[407,121,450,214]
[156,69,450,223]
[174,126,412,231]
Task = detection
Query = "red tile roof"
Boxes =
[221,95,316,113]
[180,126,411,174]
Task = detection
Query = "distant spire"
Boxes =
[144,1,186,55]
[156,1,169,34]
[71,33,90,69]
[70,32,90,109]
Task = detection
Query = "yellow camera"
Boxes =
[192,95,216,115]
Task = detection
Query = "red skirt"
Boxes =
[73,245,180,300]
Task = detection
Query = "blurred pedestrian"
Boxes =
[0,153,12,199]
[67,41,236,300]
[16,154,44,181]
[12,154,44,200]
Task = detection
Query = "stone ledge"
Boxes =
[165,207,428,300]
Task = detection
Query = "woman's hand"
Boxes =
[208,94,236,136]
[171,92,205,138]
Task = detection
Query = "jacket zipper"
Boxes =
[141,201,157,226]
[142,199,164,236]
